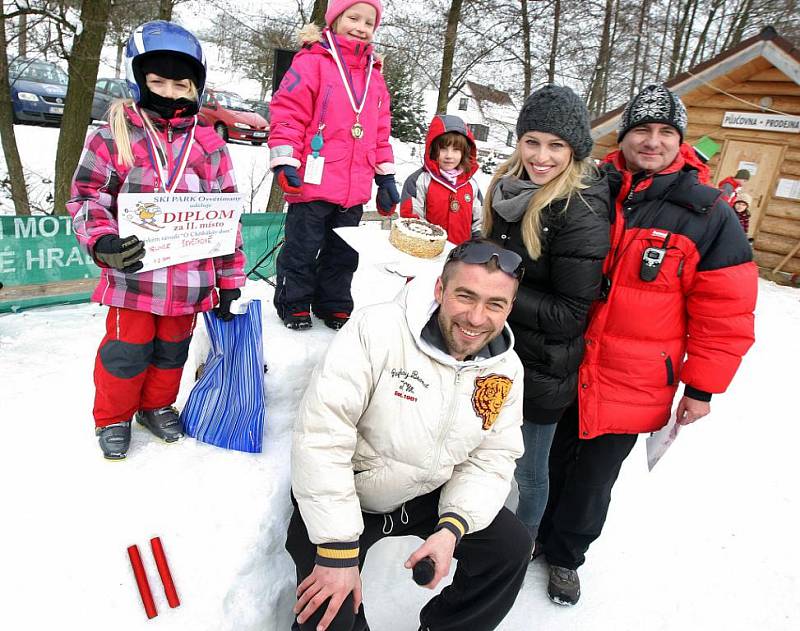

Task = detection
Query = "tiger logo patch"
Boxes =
[472,374,513,430]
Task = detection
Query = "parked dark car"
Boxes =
[8,58,68,125]
[91,78,131,122]
[200,89,269,145]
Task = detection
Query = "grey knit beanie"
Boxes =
[618,84,687,142]
[515,84,593,160]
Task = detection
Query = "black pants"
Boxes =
[538,401,638,570]
[286,488,532,631]
[274,200,363,319]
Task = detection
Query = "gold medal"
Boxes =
[450,198,460,211]
[351,122,364,139]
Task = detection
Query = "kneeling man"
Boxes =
[287,239,532,631]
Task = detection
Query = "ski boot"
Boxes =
[136,406,184,442]
[548,565,581,605]
[96,421,131,460]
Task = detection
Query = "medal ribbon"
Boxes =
[135,104,197,193]
[325,30,373,120]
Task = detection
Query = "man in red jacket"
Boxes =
[537,84,758,606]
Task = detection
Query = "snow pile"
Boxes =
[2,119,799,631]
[2,269,799,630]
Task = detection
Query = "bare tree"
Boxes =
[548,0,561,85]
[587,0,614,115]
[0,3,31,215]
[18,12,27,57]
[310,0,328,26]
[436,0,464,113]
[53,0,112,215]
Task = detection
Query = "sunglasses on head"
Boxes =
[446,240,525,280]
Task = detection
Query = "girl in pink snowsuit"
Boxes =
[66,21,246,460]
[269,0,397,331]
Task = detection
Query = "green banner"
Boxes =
[0,213,284,313]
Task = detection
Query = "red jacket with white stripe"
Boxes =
[400,115,482,244]
[577,145,757,439]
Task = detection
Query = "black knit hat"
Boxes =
[515,85,593,160]
[618,84,687,142]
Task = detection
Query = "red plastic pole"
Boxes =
[150,537,180,608]
[127,544,157,619]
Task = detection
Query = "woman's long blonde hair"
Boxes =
[482,146,598,260]
[106,81,199,168]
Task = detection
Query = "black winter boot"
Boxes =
[284,311,312,330]
[315,311,350,331]
[548,565,581,605]
[97,421,131,460]
[136,406,184,442]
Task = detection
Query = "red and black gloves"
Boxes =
[215,288,241,321]
[274,165,302,195]
[375,174,400,216]
[92,235,146,273]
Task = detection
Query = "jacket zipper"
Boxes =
[426,369,463,485]
[162,123,174,314]
[319,86,333,126]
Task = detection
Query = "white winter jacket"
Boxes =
[292,273,524,554]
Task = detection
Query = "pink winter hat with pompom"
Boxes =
[325,0,383,30]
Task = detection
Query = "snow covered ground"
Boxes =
[2,121,799,630]
[1,266,799,631]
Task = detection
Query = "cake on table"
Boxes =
[389,218,447,259]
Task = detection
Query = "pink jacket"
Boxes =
[268,26,394,208]
[67,106,246,316]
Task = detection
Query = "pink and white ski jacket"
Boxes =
[268,26,394,208]
[67,106,246,316]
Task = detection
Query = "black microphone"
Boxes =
[412,556,435,586]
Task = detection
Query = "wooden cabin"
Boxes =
[591,27,800,279]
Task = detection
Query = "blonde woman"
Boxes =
[483,85,610,568]
[66,21,245,460]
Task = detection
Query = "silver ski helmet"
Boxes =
[125,21,207,103]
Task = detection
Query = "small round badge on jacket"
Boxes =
[465,194,472,202]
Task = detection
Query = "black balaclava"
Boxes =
[134,52,202,119]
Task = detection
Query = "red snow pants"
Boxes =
[93,307,196,428]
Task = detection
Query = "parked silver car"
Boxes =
[91,78,131,122]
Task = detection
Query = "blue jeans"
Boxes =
[515,421,558,540]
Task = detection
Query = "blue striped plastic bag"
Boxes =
[181,299,265,453]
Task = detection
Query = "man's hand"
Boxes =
[294,564,361,630]
[404,528,457,590]
[676,395,710,425]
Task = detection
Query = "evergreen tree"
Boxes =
[480,153,498,175]
[382,55,426,144]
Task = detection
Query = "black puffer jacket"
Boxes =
[488,176,610,423]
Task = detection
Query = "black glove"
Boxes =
[93,235,145,273]
[375,174,400,216]
[215,288,241,321]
